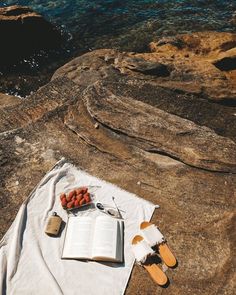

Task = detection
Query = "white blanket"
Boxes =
[0,159,157,295]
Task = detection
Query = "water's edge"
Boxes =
[0,0,235,96]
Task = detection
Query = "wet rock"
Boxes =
[0,5,62,67]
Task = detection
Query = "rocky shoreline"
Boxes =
[0,5,66,96]
[0,5,236,295]
[0,5,62,66]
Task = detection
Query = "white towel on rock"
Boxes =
[0,159,157,295]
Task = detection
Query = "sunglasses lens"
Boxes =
[96,203,119,217]
[96,203,104,210]
[107,210,114,216]
[107,209,117,217]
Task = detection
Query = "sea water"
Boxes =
[0,0,235,95]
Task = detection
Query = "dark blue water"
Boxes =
[0,0,235,95]
[1,1,236,33]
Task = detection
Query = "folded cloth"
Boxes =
[0,159,157,295]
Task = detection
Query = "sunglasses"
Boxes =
[95,202,121,218]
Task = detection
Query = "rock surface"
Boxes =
[0,31,236,294]
[149,31,236,101]
[53,32,236,102]
[0,5,62,66]
[0,92,21,108]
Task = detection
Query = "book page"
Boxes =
[62,216,94,259]
[91,216,122,261]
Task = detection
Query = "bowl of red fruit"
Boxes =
[60,186,93,211]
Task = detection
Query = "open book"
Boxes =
[62,215,124,262]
